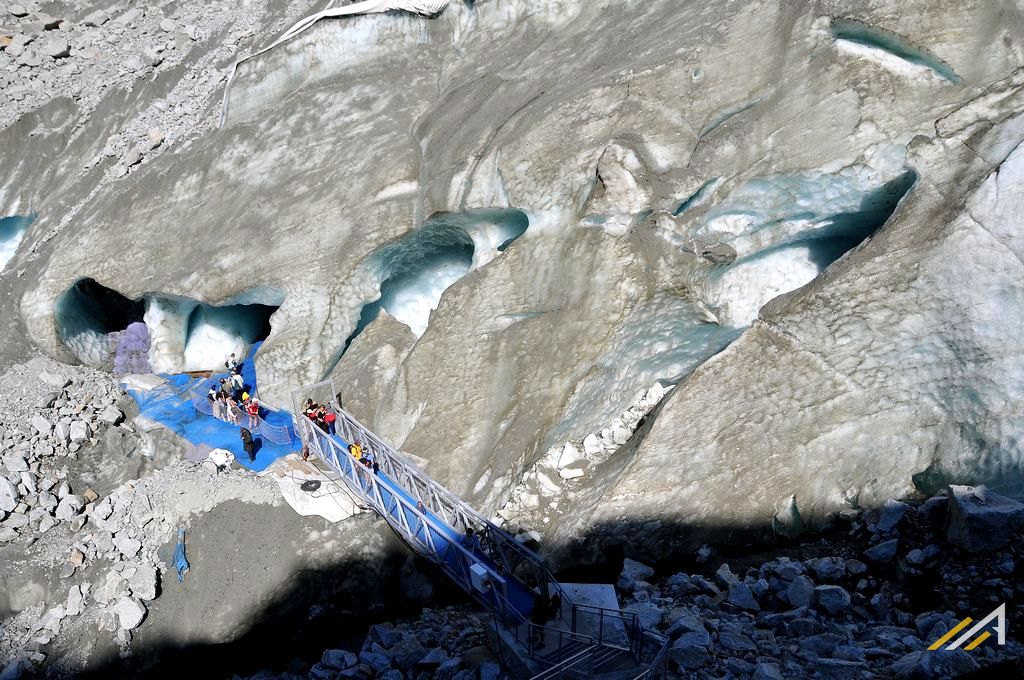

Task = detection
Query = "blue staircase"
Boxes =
[292,380,669,679]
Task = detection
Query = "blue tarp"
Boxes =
[124,342,295,472]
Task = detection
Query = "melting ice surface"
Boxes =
[0,215,33,271]
[345,209,529,349]
[55,279,277,372]
[554,155,916,441]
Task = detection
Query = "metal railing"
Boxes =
[292,380,671,678]
[190,381,293,446]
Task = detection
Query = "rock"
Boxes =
[126,564,158,601]
[390,636,427,670]
[618,557,655,590]
[40,605,66,634]
[876,499,909,532]
[670,631,710,670]
[114,597,146,630]
[53,422,70,442]
[582,433,602,456]
[4,513,28,529]
[322,649,358,670]
[39,371,70,388]
[845,559,867,575]
[147,129,165,150]
[864,538,900,563]
[38,514,56,533]
[55,494,85,521]
[141,47,163,67]
[946,484,1024,553]
[368,622,402,648]
[727,582,760,611]
[97,406,124,425]
[69,421,89,442]
[9,4,28,18]
[0,477,17,513]
[69,549,85,566]
[718,629,757,653]
[808,556,846,582]
[625,601,663,628]
[81,10,109,26]
[39,36,69,59]
[66,585,84,616]
[159,18,176,33]
[891,650,979,679]
[36,391,60,409]
[752,663,784,680]
[2,454,28,473]
[29,416,51,436]
[114,535,142,559]
[904,548,927,565]
[815,585,851,614]
[786,575,815,607]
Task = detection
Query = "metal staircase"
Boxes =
[291,380,670,678]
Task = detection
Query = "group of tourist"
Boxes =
[302,398,337,434]
[302,398,379,474]
[206,353,261,429]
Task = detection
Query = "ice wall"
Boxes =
[55,279,277,373]
[0,215,33,272]
[345,209,529,348]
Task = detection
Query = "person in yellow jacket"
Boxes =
[348,441,363,461]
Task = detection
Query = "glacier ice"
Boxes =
[0,215,32,272]
[344,209,528,348]
[55,279,277,372]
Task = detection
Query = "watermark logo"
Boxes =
[929,603,1006,651]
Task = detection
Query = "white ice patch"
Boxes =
[709,246,821,327]
[378,253,471,336]
[0,215,32,271]
[182,305,269,372]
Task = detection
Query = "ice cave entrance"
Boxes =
[0,215,33,271]
[55,278,280,374]
[342,208,529,353]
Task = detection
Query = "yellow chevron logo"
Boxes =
[928,603,1006,651]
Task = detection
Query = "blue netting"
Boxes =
[124,342,296,472]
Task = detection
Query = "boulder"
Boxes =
[891,650,979,679]
[670,631,710,670]
[127,564,158,601]
[3,454,30,475]
[29,416,51,436]
[97,406,124,425]
[368,622,402,648]
[55,494,85,521]
[39,36,69,59]
[814,585,851,614]
[322,649,358,670]
[69,421,89,442]
[727,582,760,611]
[39,371,70,388]
[786,575,815,607]
[625,601,663,628]
[752,663,784,680]
[114,597,146,630]
[618,557,655,590]
[0,477,17,513]
[115,535,142,559]
[66,585,84,616]
[946,485,1024,553]
[876,499,909,532]
[390,636,427,671]
[864,539,899,563]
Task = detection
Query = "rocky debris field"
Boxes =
[0,355,281,679]
[221,485,1024,680]
[609,486,1024,680]
[235,607,505,680]
[0,0,319,197]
